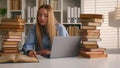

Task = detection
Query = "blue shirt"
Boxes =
[22,23,69,54]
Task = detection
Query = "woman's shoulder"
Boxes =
[56,23,65,29]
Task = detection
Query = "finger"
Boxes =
[28,51,36,57]
[33,51,37,57]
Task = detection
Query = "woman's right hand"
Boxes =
[28,50,36,58]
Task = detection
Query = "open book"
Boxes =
[0,54,38,63]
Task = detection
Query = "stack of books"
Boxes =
[0,18,25,54]
[79,14,108,58]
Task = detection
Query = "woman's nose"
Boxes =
[41,15,45,19]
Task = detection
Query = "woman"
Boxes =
[22,4,69,58]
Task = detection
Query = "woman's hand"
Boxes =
[37,49,51,55]
[28,50,37,57]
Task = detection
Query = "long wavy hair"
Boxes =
[36,5,57,49]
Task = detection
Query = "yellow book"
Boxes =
[0,54,38,63]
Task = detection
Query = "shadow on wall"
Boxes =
[109,11,120,48]
[109,11,120,27]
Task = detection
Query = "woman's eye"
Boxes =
[44,14,48,17]
[38,14,42,17]
[45,15,48,17]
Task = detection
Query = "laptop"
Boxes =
[49,36,81,59]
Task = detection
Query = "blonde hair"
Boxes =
[36,5,57,49]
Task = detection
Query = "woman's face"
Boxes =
[38,8,48,25]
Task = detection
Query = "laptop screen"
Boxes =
[50,36,81,59]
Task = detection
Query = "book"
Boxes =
[79,52,107,58]
[80,50,104,55]
[80,18,103,23]
[80,48,106,52]
[3,38,22,41]
[82,41,97,45]
[66,26,79,36]
[2,49,19,53]
[82,22,101,26]
[2,41,19,48]
[2,43,18,48]
[82,44,99,49]
[3,41,19,45]
[82,38,101,41]
[0,22,25,25]
[2,47,18,50]
[81,26,96,30]
[79,32,100,36]
[80,14,103,19]
[0,29,24,32]
[79,29,100,33]
[1,18,25,22]
[2,35,22,39]
[9,0,21,10]
[7,32,22,36]
[82,35,100,39]
[0,25,24,29]
[0,54,38,63]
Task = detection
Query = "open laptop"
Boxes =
[49,36,81,59]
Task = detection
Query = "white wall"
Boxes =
[81,0,120,48]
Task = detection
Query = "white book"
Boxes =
[85,38,102,41]
[77,7,81,23]
[33,7,37,23]
[74,7,78,23]
[47,0,50,4]
[67,7,71,23]
[27,6,31,23]
[71,7,74,23]
[71,7,74,18]
[77,7,81,18]
[31,7,34,18]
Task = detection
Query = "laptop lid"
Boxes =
[50,36,81,59]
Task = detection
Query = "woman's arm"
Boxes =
[22,24,37,54]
